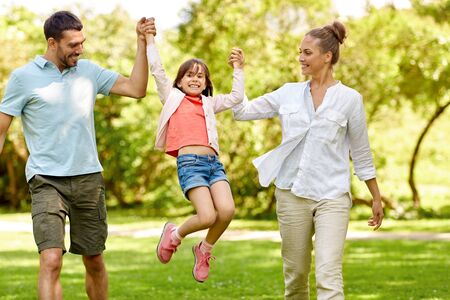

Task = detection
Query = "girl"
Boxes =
[140,19,245,283]
[232,21,383,299]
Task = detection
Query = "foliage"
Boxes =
[340,6,450,212]
[0,2,449,218]
[0,7,45,208]
[338,6,450,120]
[412,0,450,23]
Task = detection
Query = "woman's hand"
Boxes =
[368,200,384,230]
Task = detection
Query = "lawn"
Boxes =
[1,217,449,299]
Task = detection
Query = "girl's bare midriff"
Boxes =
[178,145,217,156]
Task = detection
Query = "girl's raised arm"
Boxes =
[210,48,245,113]
[140,18,172,104]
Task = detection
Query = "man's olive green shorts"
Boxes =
[28,173,107,255]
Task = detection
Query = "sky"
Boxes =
[1,0,411,32]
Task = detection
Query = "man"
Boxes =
[0,11,155,300]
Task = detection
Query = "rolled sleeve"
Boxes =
[348,94,376,181]
[232,88,281,121]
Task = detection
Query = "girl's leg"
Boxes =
[204,180,235,245]
[157,186,215,264]
[177,186,217,237]
[313,194,351,300]
[191,181,234,283]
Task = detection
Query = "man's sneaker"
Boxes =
[156,222,180,264]
[192,242,215,282]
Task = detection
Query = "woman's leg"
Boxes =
[275,188,314,300]
[177,186,217,237]
[313,194,351,300]
[204,180,235,245]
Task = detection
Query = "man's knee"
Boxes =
[40,248,63,273]
[83,254,106,274]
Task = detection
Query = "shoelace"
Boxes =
[165,240,180,253]
[199,252,215,267]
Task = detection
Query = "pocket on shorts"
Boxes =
[31,202,47,246]
[31,197,63,246]
[28,175,47,193]
[177,155,198,168]
[97,185,107,221]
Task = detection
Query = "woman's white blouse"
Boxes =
[233,81,376,201]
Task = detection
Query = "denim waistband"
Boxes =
[177,154,219,162]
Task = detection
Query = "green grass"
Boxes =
[1,227,449,299]
[2,211,450,233]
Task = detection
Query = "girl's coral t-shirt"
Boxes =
[165,95,210,157]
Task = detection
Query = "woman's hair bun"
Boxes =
[327,21,346,44]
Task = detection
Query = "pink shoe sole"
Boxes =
[192,244,205,283]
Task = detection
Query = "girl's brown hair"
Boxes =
[173,59,213,96]
[306,21,347,65]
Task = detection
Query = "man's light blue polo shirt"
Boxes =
[0,56,119,181]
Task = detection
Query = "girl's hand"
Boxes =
[228,47,245,69]
[143,17,157,36]
[368,200,384,230]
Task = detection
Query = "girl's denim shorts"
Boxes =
[176,154,229,199]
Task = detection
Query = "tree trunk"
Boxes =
[352,195,395,210]
[408,100,450,209]
[5,158,21,208]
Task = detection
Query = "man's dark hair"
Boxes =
[44,11,83,41]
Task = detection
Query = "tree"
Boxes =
[340,7,450,209]
[412,0,450,24]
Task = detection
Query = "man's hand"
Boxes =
[137,17,157,44]
[136,17,147,42]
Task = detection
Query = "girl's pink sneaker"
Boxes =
[156,222,180,263]
[192,242,215,282]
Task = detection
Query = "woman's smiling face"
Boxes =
[298,35,331,76]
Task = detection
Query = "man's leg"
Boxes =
[38,248,63,300]
[29,175,69,300]
[83,254,108,300]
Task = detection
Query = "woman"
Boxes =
[233,21,384,299]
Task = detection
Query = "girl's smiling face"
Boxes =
[177,64,207,97]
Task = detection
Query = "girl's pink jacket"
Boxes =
[147,43,244,154]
